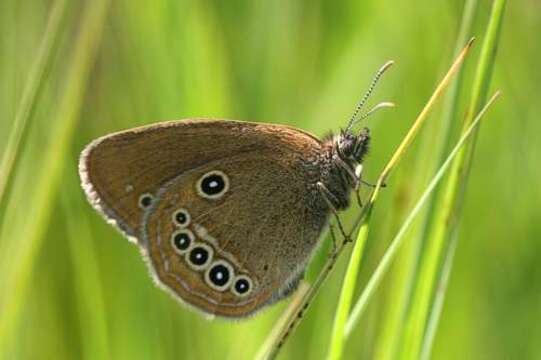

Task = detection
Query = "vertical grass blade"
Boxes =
[0,0,66,206]
[60,169,110,360]
[326,40,475,360]
[420,0,508,355]
[400,1,507,358]
[419,230,457,360]
[372,1,479,358]
[327,208,373,360]
[0,0,110,353]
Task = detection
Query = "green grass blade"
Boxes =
[326,40,474,360]
[372,1,479,358]
[0,0,110,352]
[327,208,374,360]
[255,281,311,360]
[60,169,110,360]
[0,0,66,207]
[400,1,507,358]
[419,229,458,360]
[420,0,508,355]
[435,0,479,159]
[344,91,501,338]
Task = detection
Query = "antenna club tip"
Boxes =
[374,101,395,108]
[380,60,395,72]
[467,37,476,47]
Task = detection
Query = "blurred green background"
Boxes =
[1,0,539,359]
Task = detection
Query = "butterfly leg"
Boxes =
[361,179,387,188]
[354,164,387,208]
[355,190,364,209]
[317,182,350,243]
[328,224,338,254]
[354,164,364,209]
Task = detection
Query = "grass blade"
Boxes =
[419,229,458,360]
[59,168,111,360]
[0,0,110,352]
[400,1,507,358]
[326,39,475,360]
[0,0,66,207]
[326,208,373,360]
[344,91,501,337]
[372,2,479,357]
[255,281,311,360]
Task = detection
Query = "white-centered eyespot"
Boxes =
[204,260,235,292]
[231,274,254,297]
[138,193,154,209]
[196,170,229,200]
[171,208,191,228]
[171,229,194,255]
[185,242,214,271]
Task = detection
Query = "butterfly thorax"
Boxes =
[318,127,370,210]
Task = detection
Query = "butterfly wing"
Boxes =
[80,119,331,317]
[79,119,322,241]
[143,151,329,318]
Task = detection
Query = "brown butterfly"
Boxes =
[78,62,393,318]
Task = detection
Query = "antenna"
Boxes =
[357,101,395,122]
[345,60,394,132]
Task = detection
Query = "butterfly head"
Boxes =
[336,127,370,164]
[317,60,394,210]
[323,60,394,201]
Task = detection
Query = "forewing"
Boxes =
[79,119,321,241]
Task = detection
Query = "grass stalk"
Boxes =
[400,1,507,358]
[419,230,458,360]
[259,220,366,360]
[0,0,66,208]
[344,91,501,338]
[255,281,311,360]
[0,0,110,352]
[60,169,111,360]
[372,1,479,357]
[326,39,475,360]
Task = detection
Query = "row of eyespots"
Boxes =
[171,208,252,297]
[170,229,253,297]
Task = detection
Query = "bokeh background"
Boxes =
[1,0,539,359]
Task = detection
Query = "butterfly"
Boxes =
[78,62,393,318]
